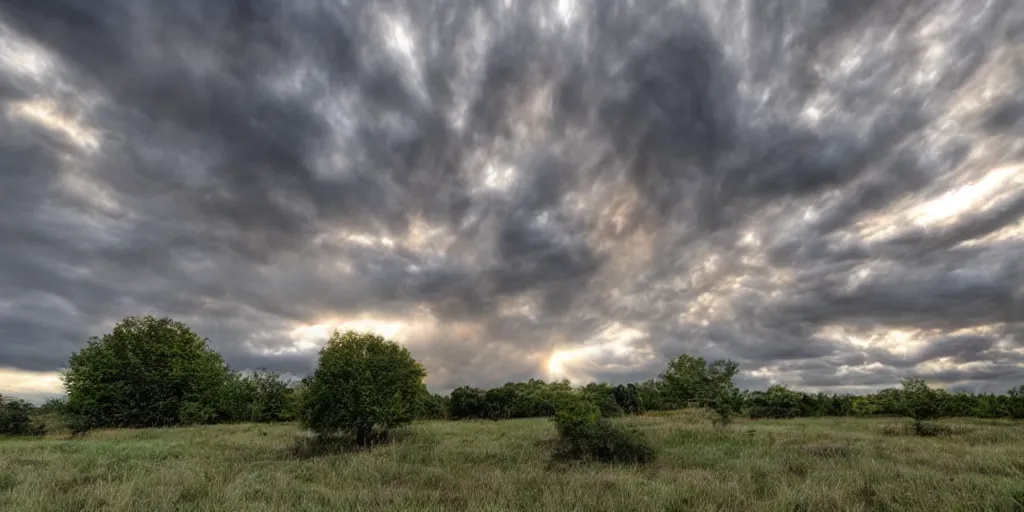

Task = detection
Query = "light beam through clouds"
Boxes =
[1,0,1022,399]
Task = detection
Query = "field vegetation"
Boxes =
[2,315,1023,511]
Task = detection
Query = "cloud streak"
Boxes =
[1,0,1022,396]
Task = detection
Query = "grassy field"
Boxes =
[2,411,1023,511]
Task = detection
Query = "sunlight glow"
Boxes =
[545,323,650,383]
[0,368,64,398]
[7,99,101,151]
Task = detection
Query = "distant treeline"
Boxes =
[427,379,1024,422]
[2,315,1022,436]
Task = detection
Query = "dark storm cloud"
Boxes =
[1,0,1023,394]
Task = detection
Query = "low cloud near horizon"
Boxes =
[2,0,1023,401]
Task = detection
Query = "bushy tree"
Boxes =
[0,394,45,436]
[899,378,942,434]
[218,370,295,423]
[661,355,739,424]
[636,379,670,411]
[450,386,487,419]
[613,384,643,414]
[581,383,624,418]
[414,391,450,420]
[300,330,426,446]
[36,397,67,415]
[1008,385,1024,419]
[746,385,804,419]
[63,315,230,429]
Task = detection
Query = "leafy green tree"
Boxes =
[0,394,45,436]
[1007,385,1024,419]
[63,315,230,429]
[635,379,670,411]
[218,372,259,422]
[36,397,67,415]
[613,384,643,414]
[661,355,740,423]
[851,396,880,416]
[661,354,707,406]
[746,385,804,419]
[450,386,487,419]
[300,330,426,446]
[414,390,450,420]
[581,383,624,418]
[249,370,293,422]
[899,378,942,434]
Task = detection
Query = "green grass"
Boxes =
[2,411,1023,511]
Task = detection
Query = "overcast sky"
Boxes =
[1,0,1022,402]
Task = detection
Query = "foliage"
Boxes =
[449,386,487,419]
[0,394,45,436]
[613,384,643,414]
[36,397,67,415]
[747,385,805,419]
[414,389,451,420]
[1008,385,1024,419]
[449,380,575,420]
[300,330,426,446]
[62,315,231,430]
[218,370,295,423]
[550,398,655,464]
[661,355,740,425]
[581,383,624,418]
[899,378,942,424]
[708,384,744,425]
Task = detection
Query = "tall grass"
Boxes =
[1,411,1023,511]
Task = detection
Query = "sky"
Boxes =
[1,0,1023,402]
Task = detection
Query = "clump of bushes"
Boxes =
[550,398,655,464]
[0,394,46,436]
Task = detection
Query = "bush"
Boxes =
[551,399,655,464]
[300,330,426,446]
[0,395,45,436]
[63,315,231,430]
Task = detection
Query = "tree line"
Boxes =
[2,315,1022,438]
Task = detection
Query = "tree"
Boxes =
[746,385,803,419]
[300,330,426,446]
[899,378,941,434]
[1008,385,1024,419]
[661,355,740,423]
[63,315,230,429]
[0,394,45,436]
[218,369,294,423]
[450,386,487,419]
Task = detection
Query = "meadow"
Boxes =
[2,411,1023,512]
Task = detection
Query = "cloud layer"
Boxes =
[1,0,1022,396]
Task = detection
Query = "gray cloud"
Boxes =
[1,0,1023,395]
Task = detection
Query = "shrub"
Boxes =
[63,315,230,430]
[0,395,45,436]
[300,330,426,446]
[551,398,655,464]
